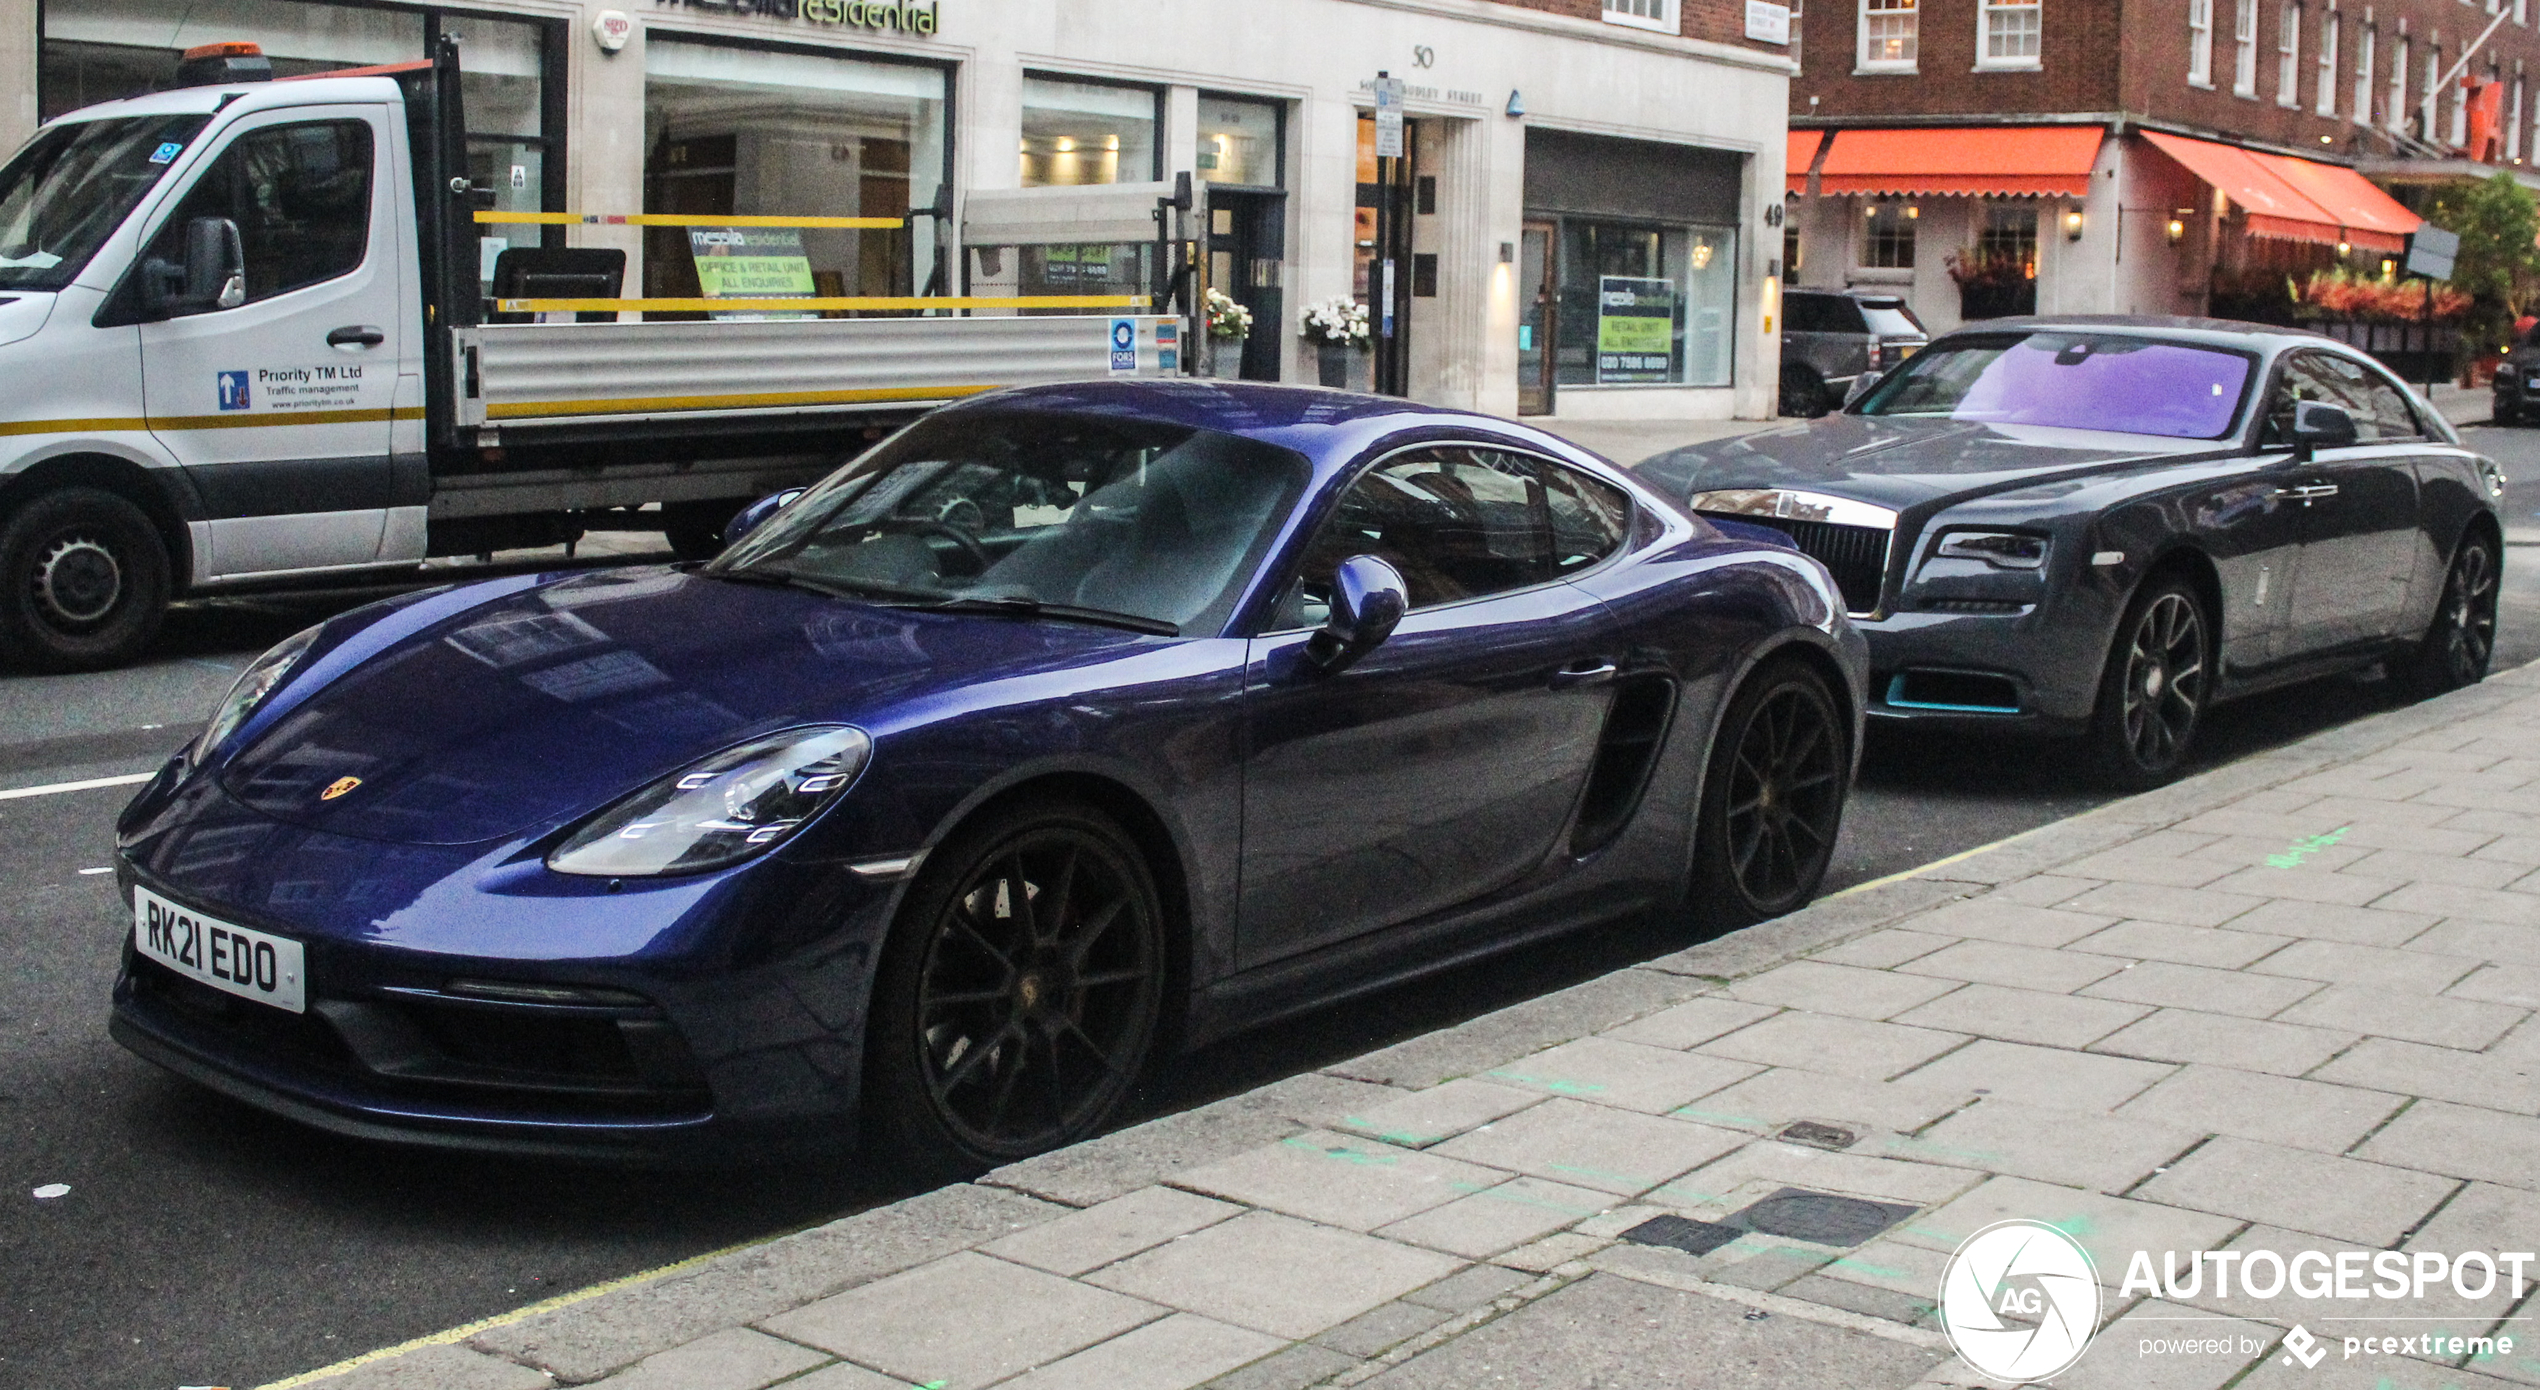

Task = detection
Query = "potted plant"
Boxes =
[1300,295,1371,389]
[1946,245,2036,320]
[1204,287,1254,379]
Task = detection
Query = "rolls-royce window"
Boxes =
[1858,332,2256,439]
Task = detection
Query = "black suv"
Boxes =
[1780,289,1930,417]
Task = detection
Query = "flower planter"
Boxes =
[1211,338,1246,379]
[1317,344,1367,390]
[1958,282,2035,321]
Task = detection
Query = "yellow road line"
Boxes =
[485,383,1001,421]
[492,295,1149,314]
[474,211,904,229]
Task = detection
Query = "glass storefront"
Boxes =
[1019,75,1160,187]
[1552,220,1738,387]
[642,37,948,311]
[1196,94,1281,187]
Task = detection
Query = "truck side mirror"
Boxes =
[146,217,245,315]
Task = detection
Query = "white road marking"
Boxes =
[0,772,154,801]
[77,866,111,875]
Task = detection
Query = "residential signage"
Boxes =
[689,227,816,319]
[650,0,941,36]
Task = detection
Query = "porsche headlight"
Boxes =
[195,624,321,759]
[547,726,872,877]
[1934,531,2049,570]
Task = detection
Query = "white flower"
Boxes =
[1299,294,1370,347]
[1204,287,1254,340]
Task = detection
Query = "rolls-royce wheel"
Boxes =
[1689,658,1849,932]
[0,485,171,673]
[864,799,1165,1181]
[2089,576,2211,790]
[2401,529,2499,699]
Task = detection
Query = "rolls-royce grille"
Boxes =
[1712,514,1891,615]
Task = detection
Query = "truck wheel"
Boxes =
[662,499,743,562]
[2399,529,2499,698]
[0,487,171,673]
[2088,576,2210,790]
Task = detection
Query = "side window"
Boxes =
[2345,360,2428,441]
[1537,457,1633,573]
[144,119,373,311]
[2258,351,2344,447]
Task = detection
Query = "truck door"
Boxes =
[137,106,403,578]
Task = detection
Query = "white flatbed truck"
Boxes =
[0,38,1175,670]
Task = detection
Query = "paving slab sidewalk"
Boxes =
[292,660,2540,1390]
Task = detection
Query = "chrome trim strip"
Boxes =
[848,851,927,883]
[1688,488,1901,530]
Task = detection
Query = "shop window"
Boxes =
[1861,0,1920,68]
[1979,0,2042,67]
[1604,0,1680,33]
[1021,76,1160,188]
[644,39,946,316]
[2278,2,2302,107]
[1961,204,2037,320]
[1861,200,1916,268]
[2189,0,2215,83]
[1197,95,1282,187]
[1549,220,1736,389]
[2235,0,2260,94]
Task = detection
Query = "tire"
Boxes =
[1688,658,1850,932]
[2400,529,2500,699]
[0,486,171,673]
[2496,399,2522,427]
[1779,364,1832,419]
[2088,575,2212,791]
[662,498,743,562]
[862,799,1167,1182]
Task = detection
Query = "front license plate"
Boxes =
[133,886,306,1014]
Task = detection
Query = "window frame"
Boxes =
[137,113,380,317]
[2317,8,2340,114]
[2190,0,2216,84]
[1602,0,1681,33]
[2355,21,2376,123]
[2391,31,2411,132]
[2235,0,2262,93]
[2278,0,2304,106]
[1859,198,1919,269]
[1018,70,1166,188]
[1859,0,1921,71]
[1977,0,2044,68]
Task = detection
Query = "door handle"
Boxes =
[326,325,385,348]
[1549,660,1618,689]
[2272,483,2340,506]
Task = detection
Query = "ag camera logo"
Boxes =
[1940,1220,2102,1382]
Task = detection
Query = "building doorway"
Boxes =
[1518,220,1556,415]
[1206,189,1286,379]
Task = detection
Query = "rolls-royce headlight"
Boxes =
[547,726,872,877]
[194,624,321,759]
[1934,531,2049,569]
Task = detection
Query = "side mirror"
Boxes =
[723,488,805,548]
[2288,399,2357,457]
[1843,369,1884,408]
[1304,554,1407,673]
[145,217,244,315]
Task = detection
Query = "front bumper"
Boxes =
[1854,605,2110,736]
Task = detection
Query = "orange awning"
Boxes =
[1786,130,1826,195]
[2139,129,2417,253]
[1815,126,2105,197]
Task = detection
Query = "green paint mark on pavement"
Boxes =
[1339,1116,1443,1146]
[2266,825,2351,869]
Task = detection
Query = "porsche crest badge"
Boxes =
[320,776,363,801]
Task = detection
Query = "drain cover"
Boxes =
[1620,1214,1744,1257]
[1731,1188,1917,1247]
[1776,1120,1859,1151]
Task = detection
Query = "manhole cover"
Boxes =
[1777,1120,1858,1151]
[1620,1214,1743,1257]
[1732,1188,1917,1247]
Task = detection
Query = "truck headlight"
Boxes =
[1933,531,2049,570]
[194,624,321,759]
[547,726,872,877]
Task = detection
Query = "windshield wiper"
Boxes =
[917,595,1180,636]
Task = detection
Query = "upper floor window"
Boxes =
[2279,2,2303,105]
[2190,0,2215,83]
[2355,22,2376,121]
[1981,0,2044,65]
[1861,0,1920,68]
[2235,0,2261,93]
[2512,76,2526,157]
[2317,10,2340,113]
[1861,199,1917,267]
[2424,43,2441,140]
[2391,32,2410,131]
[1603,0,1679,33]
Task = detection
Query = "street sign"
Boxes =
[1745,0,1791,44]
[1373,74,1405,159]
[2404,224,2459,281]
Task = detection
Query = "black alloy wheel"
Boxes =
[2403,531,2500,698]
[2090,577,2210,790]
[1690,659,1849,931]
[0,485,171,672]
[865,801,1164,1178]
[1780,363,1833,419]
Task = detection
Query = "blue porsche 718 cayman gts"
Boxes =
[109,381,1866,1172]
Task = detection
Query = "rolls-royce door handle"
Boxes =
[1549,659,1619,689]
[326,325,386,348]
[2273,483,2341,506]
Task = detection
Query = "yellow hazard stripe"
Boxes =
[474,211,905,229]
[0,406,425,437]
[493,295,1150,314]
[485,383,999,421]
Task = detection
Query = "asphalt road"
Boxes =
[7,434,2540,1390]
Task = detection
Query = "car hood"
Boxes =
[1637,414,2228,512]
[212,566,1156,847]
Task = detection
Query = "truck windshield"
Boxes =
[1857,332,2255,439]
[712,410,1312,636]
[0,114,212,292]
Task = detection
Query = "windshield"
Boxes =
[711,410,1312,634]
[0,115,211,291]
[1857,332,2256,439]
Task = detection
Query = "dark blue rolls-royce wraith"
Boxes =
[110,382,1865,1170]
